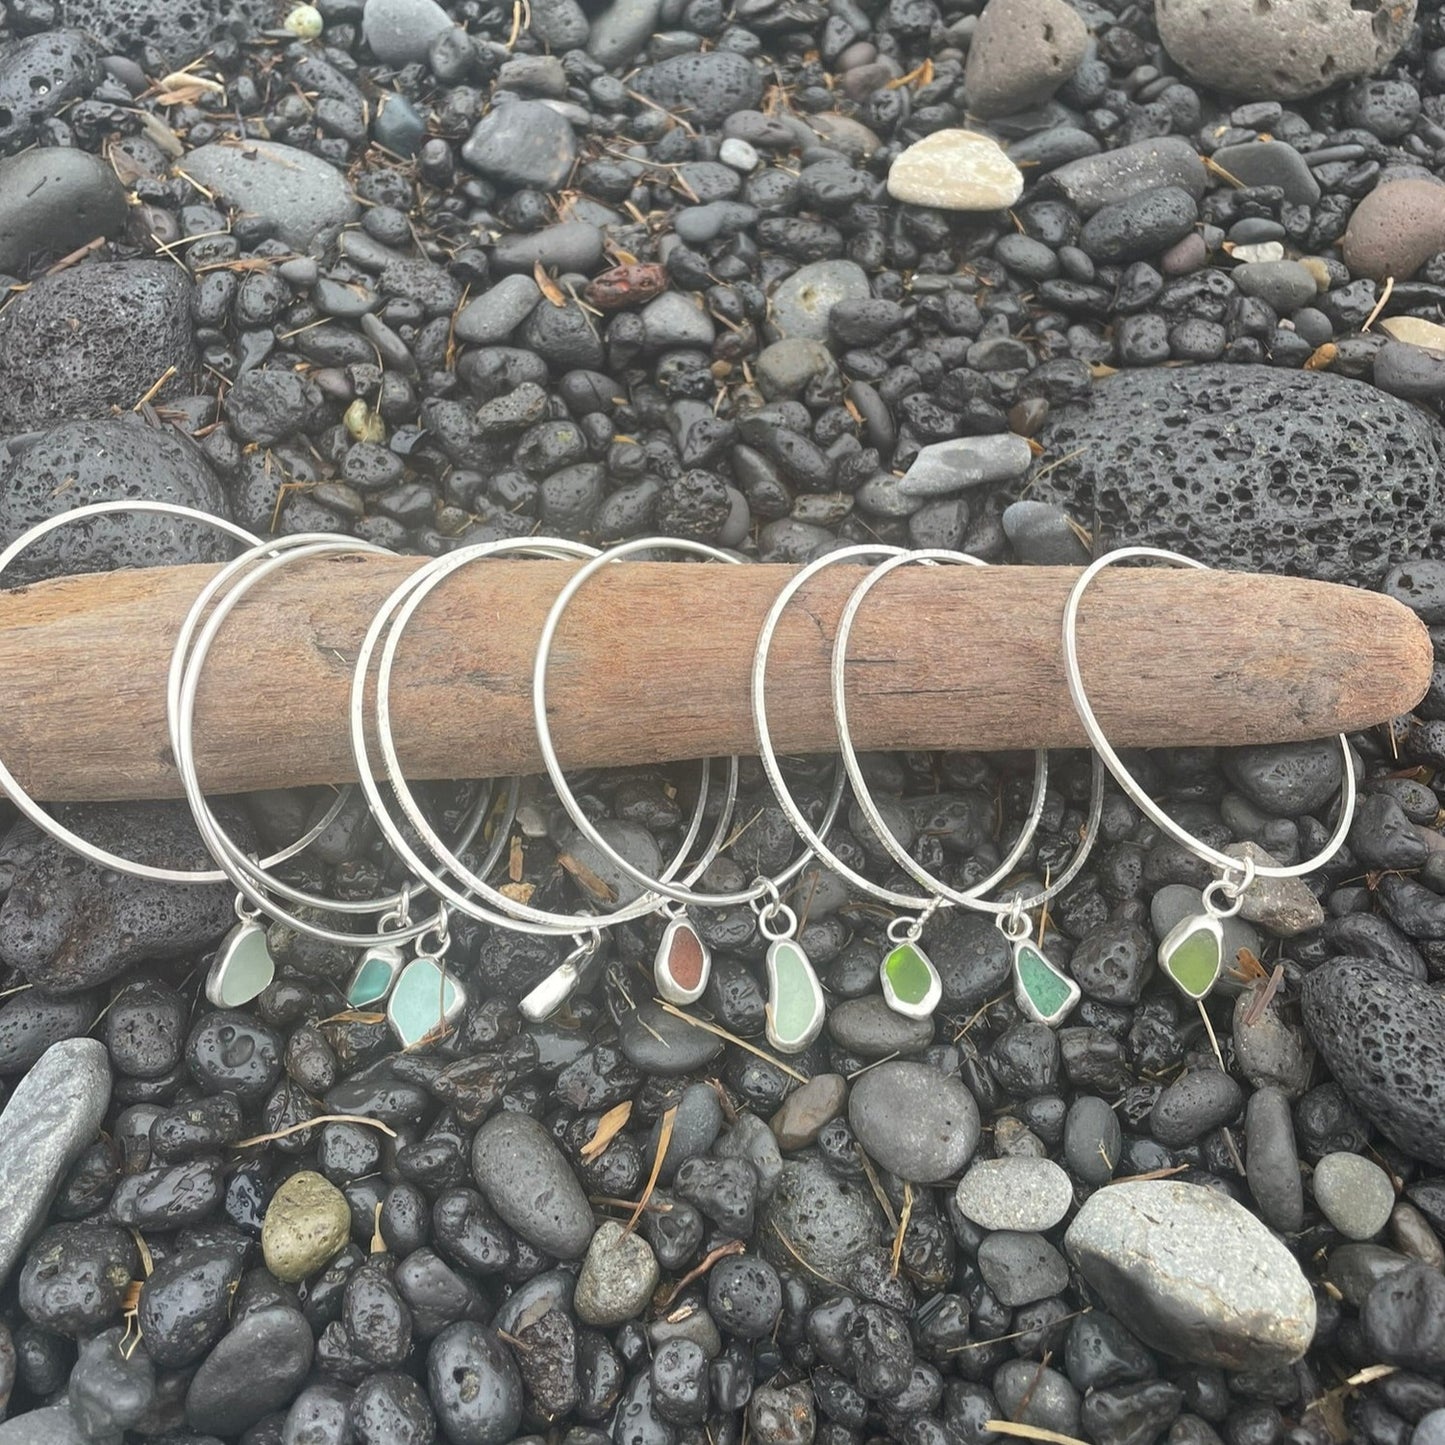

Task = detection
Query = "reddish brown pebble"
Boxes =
[582,262,669,311]
[1341,178,1445,283]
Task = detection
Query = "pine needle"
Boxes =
[581,1100,633,1161]
[625,1105,675,1237]
[1108,1162,1189,1185]
[985,1422,1090,1445]
[655,1238,746,1311]
[132,365,178,410]
[855,1144,899,1232]
[1197,998,1227,1073]
[316,1009,386,1026]
[1361,274,1395,333]
[891,1182,913,1278]
[653,999,809,1084]
[767,1219,842,1288]
[371,1202,386,1253]
[237,1113,396,1147]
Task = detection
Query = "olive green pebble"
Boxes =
[261,1171,351,1283]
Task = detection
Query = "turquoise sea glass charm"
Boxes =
[654,913,711,1006]
[880,939,941,1020]
[347,943,405,1008]
[765,938,825,1054]
[1158,914,1224,1000]
[205,920,276,1009]
[387,957,465,1047]
[1012,940,1080,1028]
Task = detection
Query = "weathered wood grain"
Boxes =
[0,557,1426,801]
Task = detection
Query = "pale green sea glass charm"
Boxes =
[655,913,711,1006]
[765,938,825,1054]
[880,939,941,1020]
[1012,940,1080,1028]
[387,957,465,1048]
[1158,913,1224,1000]
[347,943,405,1009]
[205,920,276,1009]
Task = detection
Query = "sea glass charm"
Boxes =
[1012,940,1080,1028]
[880,938,941,1020]
[765,938,825,1054]
[655,912,711,1005]
[387,957,466,1047]
[347,943,405,1008]
[205,919,276,1009]
[1158,913,1224,1000]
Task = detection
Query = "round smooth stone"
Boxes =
[848,1061,980,1183]
[955,1158,1074,1233]
[886,130,1024,211]
[1313,1152,1396,1241]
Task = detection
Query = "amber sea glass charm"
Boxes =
[654,913,711,1005]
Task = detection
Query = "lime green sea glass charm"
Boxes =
[765,938,825,1054]
[880,939,941,1019]
[1158,914,1223,1000]
[347,944,405,1008]
[387,957,465,1048]
[1012,941,1080,1028]
[205,921,276,1009]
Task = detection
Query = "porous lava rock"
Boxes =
[1029,364,1445,585]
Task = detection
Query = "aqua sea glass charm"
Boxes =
[1158,913,1224,1000]
[655,912,711,1006]
[880,938,941,1020]
[205,919,276,1009]
[387,957,465,1048]
[765,938,825,1054]
[347,943,405,1009]
[1012,939,1080,1028]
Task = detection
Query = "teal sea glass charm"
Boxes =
[205,920,276,1009]
[765,938,825,1054]
[654,913,711,1006]
[387,957,465,1047]
[1158,913,1223,1000]
[1012,940,1080,1028]
[347,943,405,1008]
[880,938,941,1020]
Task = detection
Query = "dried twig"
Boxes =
[655,1238,746,1311]
[237,1112,397,1147]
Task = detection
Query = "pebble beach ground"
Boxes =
[0,0,1444,1442]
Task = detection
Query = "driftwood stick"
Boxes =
[0,557,1427,803]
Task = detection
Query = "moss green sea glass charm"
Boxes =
[1158,914,1223,1000]
[347,943,405,1009]
[205,920,276,1009]
[387,957,465,1048]
[1012,940,1080,1028]
[880,939,941,1020]
[765,938,825,1054]
[655,913,711,1006]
